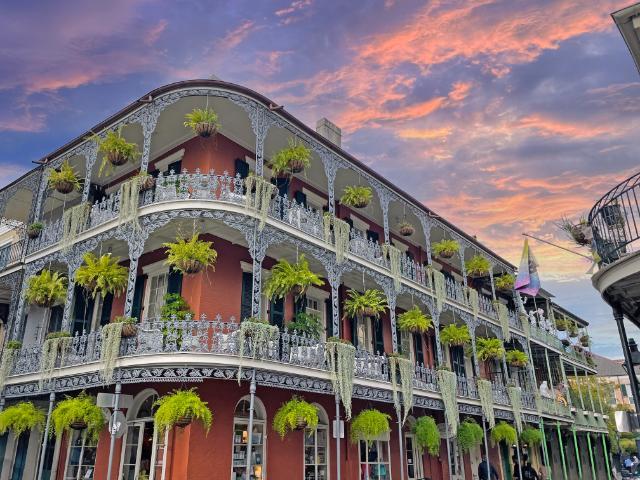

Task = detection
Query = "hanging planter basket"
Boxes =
[361,307,377,317]
[398,223,415,237]
[295,417,309,430]
[121,323,137,338]
[195,122,217,138]
[176,259,206,275]
[291,285,304,297]
[289,158,306,174]
[107,150,128,167]
[352,198,369,209]
[53,180,76,195]
[440,251,455,259]
[27,224,43,239]
[175,414,193,428]
[70,420,88,430]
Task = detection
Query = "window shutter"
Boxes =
[167,268,183,295]
[274,177,289,198]
[374,319,384,354]
[394,321,401,355]
[72,285,95,335]
[87,183,106,204]
[131,274,147,321]
[325,298,333,337]
[431,334,439,368]
[350,316,359,349]
[234,158,250,179]
[414,334,424,365]
[270,297,285,330]
[100,293,114,327]
[167,160,182,174]
[294,295,306,315]
[343,217,354,229]
[240,272,253,321]
[406,251,415,262]
[48,306,64,333]
[366,230,379,244]
[294,191,307,207]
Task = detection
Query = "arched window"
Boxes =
[304,404,329,479]
[120,389,166,480]
[403,416,424,480]
[231,396,267,480]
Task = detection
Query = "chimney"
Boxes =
[316,118,342,148]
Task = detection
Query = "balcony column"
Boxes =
[36,392,55,480]
[373,183,392,244]
[324,261,345,338]
[11,269,32,339]
[249,107,272,177]
[80,142,99,203]
[417,213,433,266]
[586,432,597,480]
[456,240,468,288]
[319,150,339,214]
[245,370,257,480]
[556,422,569,480]
[583,370,597,412]
[571,427,584,480]
[601,433,612,480]
[382,280,398,352]
[61,254,85,331]
[543,348,558,415]
[488,264,496,300]
[122,228,150,319]
[432,312,443,365]
[137,105,163,173]
[31,168,51,224]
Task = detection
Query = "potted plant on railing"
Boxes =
[557,216,592,247]
[440,324,471,347]
[432,239,459,259]
[25,270,67,308]
[273,396,318,438]
[465,255,491,278]
[112,316,138,338]
[96,128,139,175]
[397,306,432,334]
[413,415,441,456]
[0,402,45,437]
[490,421,517,445]
[51,392,105,441]
[344,289,388,319]
[520,425,543,447]
[567,321,579,338]
[184,107,220,138]
[154,388,213,433]
[160,293,194,321]
[163,234,218,275]
[48,160,81,194]
[494,274,515,292]
[457,417,483,452]
[100,316,138,381]
[27,222,44,239]
[237,317,279,381]
[75,253,128,299]
[264,255,324,300]
[397,220,415,237]
[136,171,156,191]
[350,409,391,445]
[271,139,311,177]
[286,312,323,339]
[505,349,529,368]
[476,337,505,362]
[555,316,567,332]
[340,186,372,209]
[579,334,590,347]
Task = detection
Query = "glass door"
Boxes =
[304,427,328,479]
[121,421,158,480]
[405,434,423,480]
[121,423,144,480]
[231,420,265,480]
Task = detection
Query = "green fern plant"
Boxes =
[6,340,22,350]
[51,392,105,442]
[340,186,372,208]
[25,270,67,307]
[271,139,311,177]
[164,234,218,274]
[286,312,323,339]
[0,402,45,437]
[490,421,517,445]
[432,239,459,258]
[95,128,139,176]
[48,160,81,193]
[264,255,324,300]
[397,306,432,333]
[457,417,484,452]
[184,108,220,137]
[343,289,388,318]
[154,388,213,435]
[350,409,391,444]
[555,316,567,331]
[494,274,515,291]
[440,324,470,346]
[476,337,505,362]
[75,253,128,298]
[413,415,441,456]
[160,293,193,321]
[465,255,491,277]
[272,396,318,439]
[505,349,529,367]
[520,425,543,446]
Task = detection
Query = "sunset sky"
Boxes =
[1,0,639,356]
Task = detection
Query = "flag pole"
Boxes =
[521,233,592,260]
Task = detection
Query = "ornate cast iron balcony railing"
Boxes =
[589,169,640,264]
[0,240,23,270]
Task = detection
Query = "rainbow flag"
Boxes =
[514,239,540,296]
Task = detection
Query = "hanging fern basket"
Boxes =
[177,259,206,274]
[195,122,217,138]
[70,419,88,430]
[106,150,127,167]
[53,180,75,195]
[175,414,194,428]
[398,222,415,237]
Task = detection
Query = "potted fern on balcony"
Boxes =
[184,107,220,138]
[465,255,491,278]
[413,416,441,456]
[26,270,67,307]
[27,222,44,239]
[505,349,528,368]
[440,324,470,347]
[557,216,592,247]
[286,312,323,339]
[96,128,139,175]
[51,392,105,441]
[264,255,324,300]
[495,274,515,292]
[48,160,81,194]
[476,337,505,362]
[432,239,459,259]
[350,409,391,445]
[490,421,517,445]
[344,289,387,319]
[163,234,218,275]
[75,253,128,298]
[457,417,483,452]
[271,139,311,177]
[397,220,415,237]
[397,306,432,333]
[0,402,45,437]
[340,186,372,209]
[154,388,213,433]
[273,396,318,438]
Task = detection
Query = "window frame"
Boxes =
[231,396,268,480]
[358,437,392,480]
[142,261,170,320]
[63,430,98,480]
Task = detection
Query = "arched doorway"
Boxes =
[231,396,267,480]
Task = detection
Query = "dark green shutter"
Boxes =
[240,272,253,321]
[234,158,250,179]
[366,230,379,244]
[167,268,182,295]
[414,334,424,365]
[394,319,401,354]
[131,274,147,321]
[350,317,358,348]
[48,306,63,333]
[294,191,307,207]
[294,295,306,315]
[374,319,384,354]
[325,298,333,337]
[270,298,285,330]
[275,178,289,198]
[344,217,354,229]
[100,293,114,327]
[72,285,95,335]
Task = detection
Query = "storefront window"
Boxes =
[359,439,391,480]
[231,397,266,480]
[304,404,329,479]
[64,430,97,480]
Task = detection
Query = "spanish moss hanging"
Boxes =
[0,349,17,392]
[437,369,459,434]
[382,243,402,292]
[323,214,350,264]
[493,300,510,341]
[326,340,356,419]
[118,176,141,230]
[389,355,414,423]
[237,320,279,383]
[323,213,332,243]
[244,175,275,230]
[521,313,530,339]
[477,379,495,428]
[428,266,446,312]
[465,286,479,319]
[61,202,91,252]
[100,322,124,382]
[507,385,523,433]
[40,336,73,388]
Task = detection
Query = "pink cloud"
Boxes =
[144,19,168,46]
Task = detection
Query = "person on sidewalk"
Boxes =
[478,455,500,480]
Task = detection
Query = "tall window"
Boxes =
[304,405,329,479]
[232,397,266,480]
[359,439,391,480]
[64,430,97,480]
[145,271,168,319]
[305,292,327,340]
[355,317,374,353]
